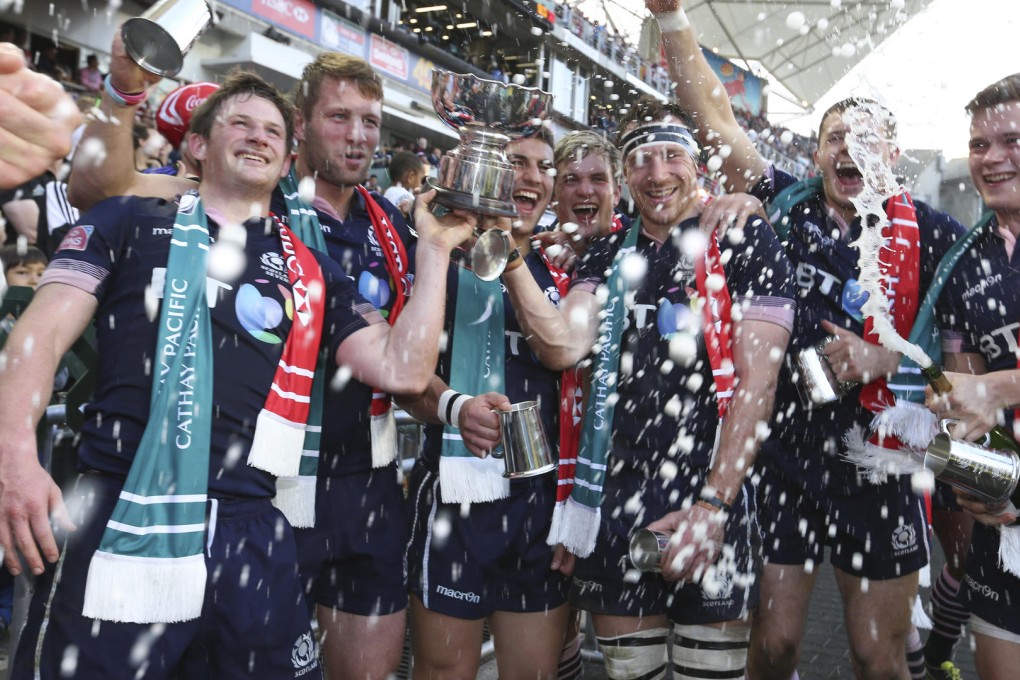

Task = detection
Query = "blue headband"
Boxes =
[619,123,700,162]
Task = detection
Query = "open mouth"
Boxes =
[570,202,599,223]
[514,189,540,213]
[238,152,269,164]
[834,161,863,189]
[643,186,677,203]
[984,171,1017,185]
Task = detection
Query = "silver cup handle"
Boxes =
[938,418,992,447]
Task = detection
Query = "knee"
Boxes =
[847,636,906,680]
[748,626,800,677]
[596,628,669,680]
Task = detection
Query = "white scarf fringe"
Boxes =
[83,551,206,623]
[370,408,399,468]
[548,497,600,558]
[248,409,304,477]
[999,503,1020,578]
[842,424,926,483]
[439,455,509,503]
[273,474,317,528]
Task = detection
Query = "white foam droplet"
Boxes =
[785,11,805,30]
[780,130,794,145]
[298,176,316,204]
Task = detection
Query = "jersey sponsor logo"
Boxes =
[840,278,869,323]
[152,226,175,236]
[891,523,917,556]
[979,321,1020,362]
[573,577,602,594]
[260,251,289,282]
[435,584,481,603]
[961,273,1002,302]
[57,224,94,252]
[795,261,842,297]
[965,574,1000,601]
[291,631,319,675]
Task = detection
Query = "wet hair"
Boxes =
[615,95,695,144]
[388,151,426,185]
[554,130,622,186]
[966,74,1020,115]
[294,52,383,119]
[188,70,295,151]
[1,245,47,273]
[818,97,897,141]
[521,124,555,150]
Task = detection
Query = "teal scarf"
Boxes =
[547,222,638,557]
[82,191,212,623]
[271,169,328,528]
[439,265,509,502]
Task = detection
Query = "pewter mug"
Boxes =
[792,339,858,408]
[122,0,214,77]
[491,401,555,479]
[628,529,671,573]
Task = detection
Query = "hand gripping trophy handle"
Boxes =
[428,69,553,281]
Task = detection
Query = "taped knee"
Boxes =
[596,628,669,680]
[671,623,749,679]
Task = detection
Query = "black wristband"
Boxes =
[696,495,731,514]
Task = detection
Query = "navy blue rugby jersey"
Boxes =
[272,188,416,476]
[570,216,795,472]
[420,252,562,479]
[41,195,379,499]
[753,167,965,496]
[938,216,1020,378]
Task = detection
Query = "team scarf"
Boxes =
[355,185,411,468]
[82,190,212,623]
[547,219,734,557]
[268,170,329,527]
[439,264,509,502]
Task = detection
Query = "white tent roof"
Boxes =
[674,0,935,108]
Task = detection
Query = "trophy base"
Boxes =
[430,182,519,218]
[122,19,184,77]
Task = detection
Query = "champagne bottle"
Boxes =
[921,364,1020,454]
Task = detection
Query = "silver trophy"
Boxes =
[122,0,214,77]
[430,69,552,280]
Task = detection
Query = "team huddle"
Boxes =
[0,1,1018,679]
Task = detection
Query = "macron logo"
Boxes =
[436,585,480,603]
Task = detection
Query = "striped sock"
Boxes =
[923,565,970,668]
[558,633,583,680]
[906,626,926,680]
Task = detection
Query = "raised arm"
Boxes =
[0,44,81,190]
[0,283,97,575]
[67,27,192,211]
[646,0,768,192]
[335,191,474,394]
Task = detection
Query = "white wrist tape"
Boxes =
[438,389,471,427]
[655,8,691,33]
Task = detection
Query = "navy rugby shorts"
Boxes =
[294,462,407,616]
[405,461,569,619]
[758,467,928,580]
[570,462,761,625]
[13,473,321,680]
[962,523,1020,636]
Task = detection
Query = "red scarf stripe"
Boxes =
[859,192,920,413]
[695,233,735,418]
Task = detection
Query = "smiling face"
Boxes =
[813,110,899,220]
[507,136,555,235]
[190,93,290,196]
[554,150,621,243]
[969,101,1020,218]
[623,139,699,233]
[296,76,382,189]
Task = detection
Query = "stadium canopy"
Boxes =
[642,0,935,110]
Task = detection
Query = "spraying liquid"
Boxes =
[843,103,932,370]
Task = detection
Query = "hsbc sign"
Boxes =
[253,0,317,38]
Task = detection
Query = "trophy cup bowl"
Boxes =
[429,69,553,279]
[122,0,214,77]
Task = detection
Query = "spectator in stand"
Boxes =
[384,150,428,217]
[78,54,102,92]
[132,123,169,172]
[426,146,442,168]
[364,174,380,192]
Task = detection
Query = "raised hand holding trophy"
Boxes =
[429,69,553,280]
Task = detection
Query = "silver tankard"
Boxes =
[122,0,214,77]
[492,401,556,479]
[925,420,1020,506]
